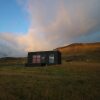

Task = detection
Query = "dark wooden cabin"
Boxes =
[25,51,61,66]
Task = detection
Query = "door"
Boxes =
[41,55,46,65]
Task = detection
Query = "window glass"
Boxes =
[32,55,41,63]
[37,55,40,58]
[49,54,54,63]
[33,55,36,58]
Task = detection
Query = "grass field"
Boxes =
[0,62,100,100]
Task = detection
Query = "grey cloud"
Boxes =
[0,33,27,57]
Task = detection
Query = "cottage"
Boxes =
[25,50,61,66]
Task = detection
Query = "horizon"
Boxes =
[0,0,100,57]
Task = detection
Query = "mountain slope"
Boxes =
[55,42,100,62]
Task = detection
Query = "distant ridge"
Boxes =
[55,42,100,62]
[0,57,26,65]
[55,42,100,54]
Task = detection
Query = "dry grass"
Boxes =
[0,62,100,100]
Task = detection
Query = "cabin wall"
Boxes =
[26,51,61,66]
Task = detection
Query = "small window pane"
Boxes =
[37,55,40,58]
[33,58,36,63]
[33,55,36,58]
[37,59,41,63]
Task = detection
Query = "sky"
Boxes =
[0,0,100,57]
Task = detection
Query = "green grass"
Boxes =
[0,62,100,100]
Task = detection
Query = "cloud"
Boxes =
[0,0,100,57]
[26,0,100,47]
[0,33,26,57]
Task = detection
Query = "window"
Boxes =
[33,55,41,63]
[49,54,54,63]
[33,55,37,63]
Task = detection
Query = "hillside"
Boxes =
[55,42,100,62]
[0,57,26,66]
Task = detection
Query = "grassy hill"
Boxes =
[55,42,100,62]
